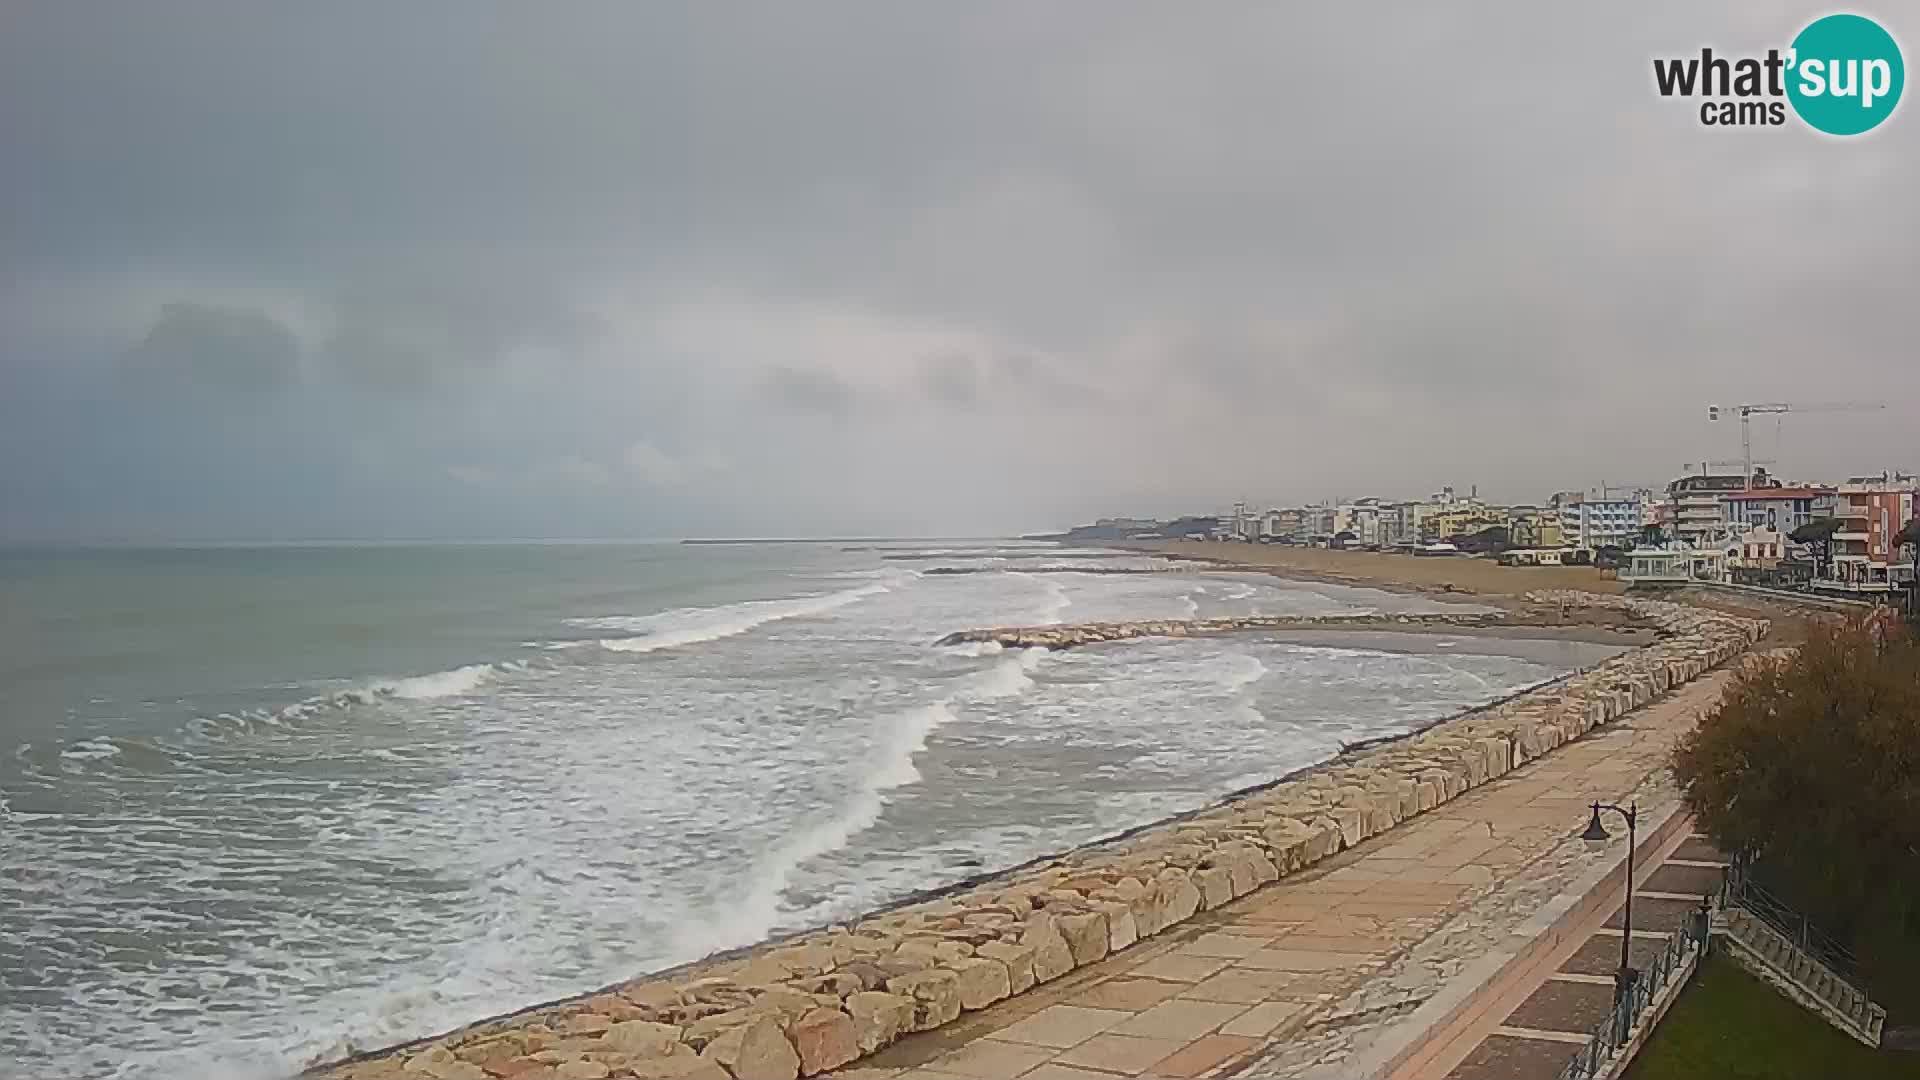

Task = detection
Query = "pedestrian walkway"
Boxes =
[831,669,1736,1080]
[1423,832,1724,1080]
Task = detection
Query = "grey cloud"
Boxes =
[918,353,983,409]
[124,302,302,393]
[3,4,1918,539]
[323,287,600,395]
[759,365,860,420]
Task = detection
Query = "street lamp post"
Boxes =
[1582,801,1640,1004]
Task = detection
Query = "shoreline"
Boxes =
[307,591,1767,1080]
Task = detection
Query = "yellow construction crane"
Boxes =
[1708,401,1888,485]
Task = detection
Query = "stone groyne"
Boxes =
[311,592,1764,1080]
[935,610,1526,650]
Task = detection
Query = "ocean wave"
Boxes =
[60,737,123,763]
[163,661,528,746]
[595,581,890,654]
[382,663,499,700]
[939,639,1005,658]
[1019,573,1072,626]
[680,699,955,956]
[958,648,1045,700]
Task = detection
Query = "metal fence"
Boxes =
[1718,848,1862,979]
[1555,904,1712,1080]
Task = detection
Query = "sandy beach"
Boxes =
[1130,539,1626,598]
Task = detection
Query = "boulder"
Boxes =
[1020,914,1076,983]
[630,1052,730,1080]
[1091,899,1139,951]
[789,1009,860,1076]
[1056,910,1111,966]
[1260,819,1316,872]
[698,1016,800,1080]
[976,940,1037,994]
[945,956,1012,1010]
[844,991,913,1054]
[884,969,962,1031]
[1189,865,1232,909]
[599,1021,682,1057]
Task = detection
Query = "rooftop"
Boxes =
[1720,487,1834,500]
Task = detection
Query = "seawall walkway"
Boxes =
[834,668,1733,1080]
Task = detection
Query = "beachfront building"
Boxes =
[1377,503,1412,546]
[1305,504,1337,540]
[1551,490,1648,550]
[1819,472,1918,594]
[1507,506,1565,549]
[1666,471,1751,545]
[1424,505,1507,542]
[1621,542,1729,586]
[1721,485,1837,536]
[1334,500,1385,547]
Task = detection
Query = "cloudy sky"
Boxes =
[2,4,1914,541]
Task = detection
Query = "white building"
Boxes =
[1666,472,1750,545]
[1721,486,1837,536]
[1552,490,1648,550]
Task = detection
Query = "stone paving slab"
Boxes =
[1555,937,1666,979]
[1442,1033,1583,1080]
[1501,980,1615,1033]
[1640,863,1723,897]
[1602,896,1702,934]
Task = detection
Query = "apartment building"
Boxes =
[1551,490,1647,549]
[1720,486,1836,536]
[1823,472,1917,592]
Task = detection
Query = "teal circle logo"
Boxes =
[1787,14,1904,135]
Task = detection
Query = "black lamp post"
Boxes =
[1582,801,1640,1003]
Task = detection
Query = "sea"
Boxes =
[0,541,1624,1079]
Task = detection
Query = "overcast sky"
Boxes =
[2,3,1914,541]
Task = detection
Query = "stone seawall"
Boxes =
[311,592,1765,1080]
[935,611,1524,650]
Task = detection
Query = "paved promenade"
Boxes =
[831,669,1736,1080]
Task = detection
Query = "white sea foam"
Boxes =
[60,737,122,763]
[381,663,498,700]
[1016,572,1073,626]
[960,648,1045,700]
[940,640,1005,657]
[597,581,889,654]
[682,699,956,956]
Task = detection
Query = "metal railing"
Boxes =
[1555,904,1711,1080]
[1718,849,1862,979]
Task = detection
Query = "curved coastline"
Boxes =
[306,590,1767,1080]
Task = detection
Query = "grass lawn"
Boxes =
[1624,952,1919,1080]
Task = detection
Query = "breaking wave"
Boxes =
[594,581,891,654]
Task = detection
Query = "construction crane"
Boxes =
[1708,401,1888,486]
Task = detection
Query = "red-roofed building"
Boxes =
[1817,472,1917,594]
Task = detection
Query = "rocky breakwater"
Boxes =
[935,610,1514,650]
[310,592,1765,1080]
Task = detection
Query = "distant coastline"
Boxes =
[680,536,1014,545]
